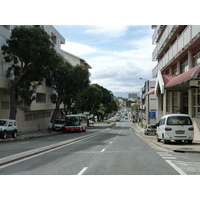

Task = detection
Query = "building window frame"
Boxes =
[193,88,200,118]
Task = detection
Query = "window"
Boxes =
[0,25,10,30]
[50,32,57,45]
[193,51,200,66]
[36,93,46,103]
[167,116,192,125]
[193,88,200,118]
[1,101,9,109]
[0,36,7,52]
[181,60,188,73]
[172,66,178,75]
[25,114,32,121]
[172,92,178,113]
[166,92,170,112]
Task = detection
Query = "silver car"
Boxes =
[144,124,157,135]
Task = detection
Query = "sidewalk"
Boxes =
[131,123,200,153]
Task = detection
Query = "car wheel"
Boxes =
[2,131,7,139]
[12,131,17,138]
[146,132,148,135]
[162,135,167,144]
[188,140,193,144]
[156,134,161,142]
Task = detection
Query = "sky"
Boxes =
[54,25,156,98]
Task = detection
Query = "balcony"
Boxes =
[152,26,200,77]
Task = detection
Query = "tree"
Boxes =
[1,25,57,119]
[74,84,103,114]
[50,63,90,124]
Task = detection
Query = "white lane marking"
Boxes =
[157,152,177,160]
[165,160,187,175]
[110,141,113,144]
[101,148,106,152]
[162,157,177,159]
[77,167,88,175]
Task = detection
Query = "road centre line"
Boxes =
[165,160,187,175]
[110,141,113,144]
[101,148,106,152]
[77,167,88,175]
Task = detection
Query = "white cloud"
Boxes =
[61,41,97,56]
[84,25,129,38]
[60,29,155,96]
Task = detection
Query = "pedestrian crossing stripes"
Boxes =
[157,152,177,159]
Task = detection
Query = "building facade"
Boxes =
[152,25,200,140]
[0,25,90,132]
[140,80,157,125]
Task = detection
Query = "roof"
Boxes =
[165,65,200,88]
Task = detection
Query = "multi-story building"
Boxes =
[0,25,91,132]
[152,25,200,140]
[140,80,157,125]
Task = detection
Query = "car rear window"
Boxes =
[149,125,156,128]
[167,116,192,125]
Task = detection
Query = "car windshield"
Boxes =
[167,116,192,125]
[55,120,65,124]
[148,125,156,129]
[65,116,80,126]
[0,120,7,126]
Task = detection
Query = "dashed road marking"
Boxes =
[77,167,88,175]
[101,148,106,152]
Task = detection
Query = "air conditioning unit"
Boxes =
[190,80,200,87]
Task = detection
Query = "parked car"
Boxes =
[89,120,94,126]
[54,119,65,131]
[144,124,157,135]
[156,114,194,144]
[0,119,18,139]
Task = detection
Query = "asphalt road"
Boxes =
[0,119,182,175]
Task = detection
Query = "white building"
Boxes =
[152,25,200,140]
[140,80,157,125]
[0,25,91,132]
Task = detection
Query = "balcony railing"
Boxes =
[152,25,200,77]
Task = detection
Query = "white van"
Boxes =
[0,119,18,139]
[156,114,194,144]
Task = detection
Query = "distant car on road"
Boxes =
[144,124,157,135]
[89,120,94,126]
[116,118,120,121]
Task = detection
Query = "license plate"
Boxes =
[176,131,185,134]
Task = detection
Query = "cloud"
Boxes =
[60,28,155,96]
[61,41,97,56]
[84,25,129,38]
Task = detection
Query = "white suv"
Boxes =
[156,114,194,144]
[0,119,18,139]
